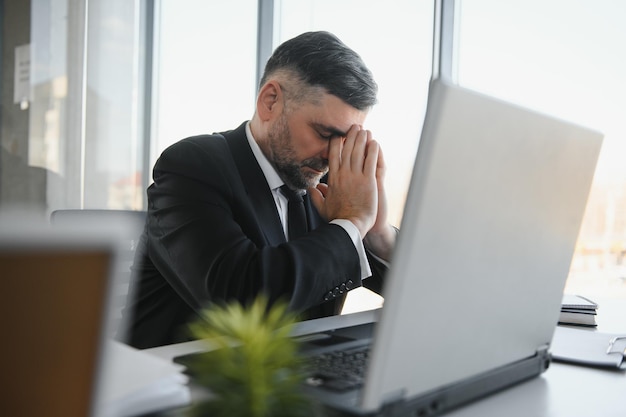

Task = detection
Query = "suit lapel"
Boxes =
[223,123,286,246]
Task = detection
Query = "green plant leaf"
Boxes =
[186,296,317,417]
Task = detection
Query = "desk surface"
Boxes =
[145,298,626,417]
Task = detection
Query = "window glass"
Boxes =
[153,0,258,168]
[84,0,143,209]
[0,0,142,214]
[456,0,626,299]
[2,0,68,216]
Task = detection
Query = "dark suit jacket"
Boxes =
[124,122,386,349]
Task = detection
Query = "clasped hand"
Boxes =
[309,125,394,260]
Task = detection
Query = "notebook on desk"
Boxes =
[296,78,604,416]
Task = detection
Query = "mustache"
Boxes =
[302,158,329,172]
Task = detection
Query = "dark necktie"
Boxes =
[280,185,307,240]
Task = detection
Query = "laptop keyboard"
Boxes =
[306,345,370,392]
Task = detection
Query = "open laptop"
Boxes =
[295,78,604,416]
[0,216,121,417]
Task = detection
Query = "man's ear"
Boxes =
[256,81,283,122]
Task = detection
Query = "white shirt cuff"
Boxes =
[330,219,373,279]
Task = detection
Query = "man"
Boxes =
[125,31,396,349]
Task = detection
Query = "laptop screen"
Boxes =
[360,79,603,410]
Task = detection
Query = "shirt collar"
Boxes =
[245,122,284,191]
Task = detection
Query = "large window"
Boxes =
[3,0,622,303]
[455,0,626,300]
[152,0,258,168]
[1,0,144,214]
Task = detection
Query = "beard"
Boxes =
[267,113,328,191]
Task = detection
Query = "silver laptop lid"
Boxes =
[361,79,603,410]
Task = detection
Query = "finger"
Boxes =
[341,125,360,169]
[351,129,370,172]
[328,133,343,173]
[313,183,329,198]
[364,140,380,177]
[376,145,387,182]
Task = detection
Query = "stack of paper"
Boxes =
[559,294,598,327]
[94,340,191,417]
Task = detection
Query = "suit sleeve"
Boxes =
[145,138,369,314]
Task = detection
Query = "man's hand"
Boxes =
[363,146,397,262]
[308,125,379,237]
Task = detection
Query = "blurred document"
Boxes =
[95,340,190,417]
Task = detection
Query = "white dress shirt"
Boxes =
[245,122,372,279]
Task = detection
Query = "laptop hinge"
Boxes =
[537,343,550,354]
[537,343,552,371]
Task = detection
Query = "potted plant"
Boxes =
[184,296,320,417]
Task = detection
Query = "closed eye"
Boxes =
[317,130,344,141]
[312,123,346,141]
[318,132,335,140]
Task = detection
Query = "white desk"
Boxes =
[145,298,626,416]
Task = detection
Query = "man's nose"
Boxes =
[320,142,330,160]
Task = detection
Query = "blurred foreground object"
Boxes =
[184,297,318,417]
[0,212,119,417]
